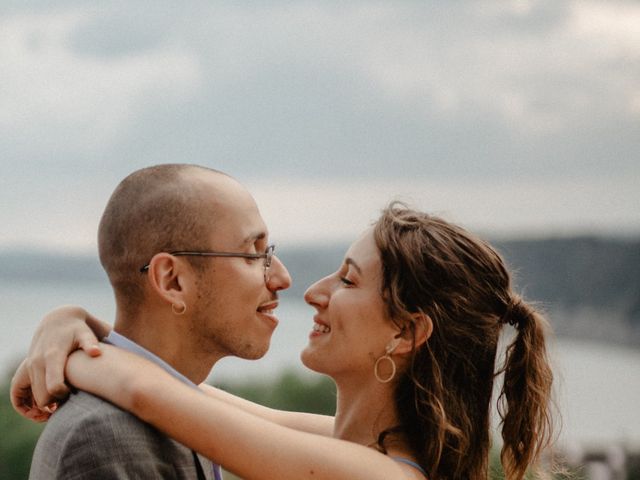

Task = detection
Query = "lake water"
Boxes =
[1,280,639,449]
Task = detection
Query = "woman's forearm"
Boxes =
[199,384,334,437]
[66,346,408,480]
[133,378,407,480]
[66,347,140,411]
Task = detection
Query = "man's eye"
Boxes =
[252,242,267,254]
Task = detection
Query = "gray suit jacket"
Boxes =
[29,391,216,480]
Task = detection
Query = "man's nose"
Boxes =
[266,255,292,292]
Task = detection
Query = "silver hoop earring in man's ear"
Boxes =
[374,344,397,383]
[172,301,187,316]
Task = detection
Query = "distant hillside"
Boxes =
[0,250,107,283]
[494,237,640,345]
[0,250,105,285]
[2,236,639,345]
[495,237,640,326]
[277,236,640,346]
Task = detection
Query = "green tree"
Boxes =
[0,376,44,480]
[217,369,336,415]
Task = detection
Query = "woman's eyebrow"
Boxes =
[345,257,362,275]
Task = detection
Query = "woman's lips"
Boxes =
[309,316,331,337]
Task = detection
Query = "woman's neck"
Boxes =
[332,376,399,447]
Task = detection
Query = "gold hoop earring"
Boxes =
[374,352,397,383]
[171,301,187,316]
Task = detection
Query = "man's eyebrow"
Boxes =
[345,257,362,275]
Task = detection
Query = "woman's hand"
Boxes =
[10,359,56,422]
[9,305,112,418]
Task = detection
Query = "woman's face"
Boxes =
[301,228,400,380]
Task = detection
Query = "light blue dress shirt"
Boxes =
[105,330,223,480]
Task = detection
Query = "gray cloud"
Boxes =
[1,1,638,249]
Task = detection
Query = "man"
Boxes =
[15,164,291,479]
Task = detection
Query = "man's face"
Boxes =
[187,174,291,361]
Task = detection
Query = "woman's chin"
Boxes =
[299,346,323,373]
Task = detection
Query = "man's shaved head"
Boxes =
[98,164,230,314]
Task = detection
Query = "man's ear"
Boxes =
[392,312,433,355]
[145,253,191,306]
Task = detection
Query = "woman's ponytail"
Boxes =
[499,296,554,480]
[373,205,556,480]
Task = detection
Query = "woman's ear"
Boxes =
[412,311,433,346]
[145,253,190,306]
[392,312,433,355]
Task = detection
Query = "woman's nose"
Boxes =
[303,275,331,308]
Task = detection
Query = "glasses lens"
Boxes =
[263,245,275,283]
[265,245,274,269]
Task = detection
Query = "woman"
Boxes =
[12,204,555,480]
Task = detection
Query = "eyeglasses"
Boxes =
[140,245,276,281]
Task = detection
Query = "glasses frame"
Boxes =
[140,245,276,279]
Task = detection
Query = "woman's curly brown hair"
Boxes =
[373,202,554,480]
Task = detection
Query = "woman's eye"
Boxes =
[340,277,354,286]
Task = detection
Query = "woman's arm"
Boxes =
[66,346,411,480]
[10,305,112,417]
[199,384,335,437]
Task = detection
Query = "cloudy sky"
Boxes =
[1,0,638,252]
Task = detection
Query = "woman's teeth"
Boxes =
[313,323,331,333]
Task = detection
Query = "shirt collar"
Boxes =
[104,330,196,388]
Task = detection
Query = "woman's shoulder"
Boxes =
[389,455,428,479]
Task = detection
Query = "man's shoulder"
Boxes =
[33,390,168,458]
[51,389,123,415]
[30,391,202,479]
[44,390,146,433]
[41,389,186,446]
[55,390,134,417]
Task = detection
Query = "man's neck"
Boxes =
[114,316,218,385]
